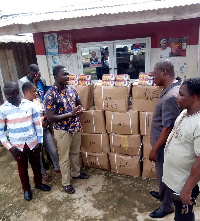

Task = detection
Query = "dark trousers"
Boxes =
[15,143,42,191]
[156,150,174,212]
[174,185,199,221]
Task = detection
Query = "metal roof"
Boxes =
[0,34,33,43]
[1,0,200,27]
[0,0,200,35]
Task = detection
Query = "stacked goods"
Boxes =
[140,112,156,179]
[106,110,142,177]
[73,84,94,110]
[138,72,154,86]
[132,85,162,112]
[115,74,130,87]
[94,85,130,112]
[79,109,110,170]
[102,74,130,86]
[68,74,91,85]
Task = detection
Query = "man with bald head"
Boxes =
[149,60,181,218]
[0,81,51,201]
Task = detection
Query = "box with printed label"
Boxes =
[106,110,139,135]
[142,159,156,179]
[132,85,162,112]
[79,110,106,134]
[109,153,141,177]
[94,85,130,112]
[81,150,110,170]
[102,74,115,81]
[102,80,115,86]
[110,134,141,156]
[81,133,110,153]
[114,81,129,87]
[73,84,94,110]
[115,74,130,81]
[140,112,153,136]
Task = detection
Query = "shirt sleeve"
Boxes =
[0,109,12,150]
[74,88,80,102]
[162,96,180,128]
[194,122,200,156]
[44,91,56,111]
[32,106,43,143]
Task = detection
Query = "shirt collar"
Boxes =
[160,80,180,98]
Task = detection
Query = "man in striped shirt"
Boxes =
[0,81,51,201]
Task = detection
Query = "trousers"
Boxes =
[15,143,42,191]
[53,129,81,186]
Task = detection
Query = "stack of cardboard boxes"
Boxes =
[132,85,162,178]
[76,75,162,179]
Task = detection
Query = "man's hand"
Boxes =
[76,105,85,115]
[9,146,22,158]
[71,105,79,116]
[149,148,157,162]
[180,189,192,205]
[33,71,41,86]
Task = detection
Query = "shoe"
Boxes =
[150,191,160,200]
[72,173,89,179]
[63,185,75,194]
[42,173,51,182]
[24,190,32,201]
[150,207,174,218]
[35,184,51,191]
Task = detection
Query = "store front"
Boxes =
[77,37,151,81]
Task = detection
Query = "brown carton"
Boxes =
[143,135,150,143]
[110,134,142,156]
[73,84,94,110]
[142,159,156,179]
[79,110,106,134]
[109,153,141,177]
[94,85,130,112]
[81,150,110,170]
[143,142,152,159]
[140,112,153,136]
[106,110,139,135]
[81,133,110,153]
[132,85,162,112]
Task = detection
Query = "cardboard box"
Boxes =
[142,159,156,179]
[140,112,153,136]
[106,110,139,135]
[143,135,150,143]
[79,110,106,134]
[109,153,141,177]
[81,150,110,170]
[143,142,152,159]
[94,85,130,112]
[81,133,110,153]
[110,134,142,156]
[74,84,94,111]
[132,85,162,112]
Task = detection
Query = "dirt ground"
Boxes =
[1,146,200,221]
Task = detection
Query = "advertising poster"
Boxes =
[58,34,73,54]
[47,55,61,75]
[89,48,102,67]
[43,33,59,55]
[159,37,187,59]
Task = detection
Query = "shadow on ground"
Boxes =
[1,147,200,221]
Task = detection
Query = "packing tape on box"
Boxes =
[121,135,129,150]
[92,109,96,133]
[145,112,147,135]
[114,153,119,174]
[111,133,114,152]
[129,110,133,134]
[102,86,104,109]
[138,143,142,162]
[111,112,114,133]
[85,151,90,167]
[96,153,101,168]
[101,134,103,153]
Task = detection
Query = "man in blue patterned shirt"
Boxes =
[44,65,88,194]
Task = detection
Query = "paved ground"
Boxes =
[1,146,200,221]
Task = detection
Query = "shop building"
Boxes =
[0,1,200,86]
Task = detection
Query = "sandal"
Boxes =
[42,173,51,182]
[63,185,75,194]
[72,173,89,179]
